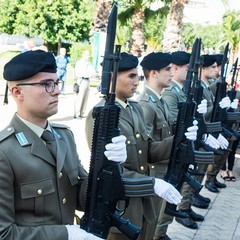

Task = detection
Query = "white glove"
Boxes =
[197,99,207,114]
[104,135,127,164]
[184,120,198,141]
[219,96,231,109]
[204,134,220,149]
[154,178,182,205]
[217,133,229,149]
[230,99,238,109]
[65,225,103,240]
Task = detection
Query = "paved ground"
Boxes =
[0,83,240,240]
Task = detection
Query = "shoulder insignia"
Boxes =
[0,126,15,142]
[51,122,69,129]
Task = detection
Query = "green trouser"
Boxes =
[206,140,233,183]
[150,163,174,239]
[177,163,208,211]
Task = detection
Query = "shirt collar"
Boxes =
[145,85,161,99]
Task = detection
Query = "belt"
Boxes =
[82,77,89,80]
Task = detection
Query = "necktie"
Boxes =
[41,130,57,159]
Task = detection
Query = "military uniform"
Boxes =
[137,87,175,239]
[85,99,172,240]
[0,114,87,240]
[161,80,186,121]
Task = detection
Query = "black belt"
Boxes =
[82,77,89,80]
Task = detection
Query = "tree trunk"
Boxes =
[130,8,145,56]
[162,0,186,52]
[92,0,113,32]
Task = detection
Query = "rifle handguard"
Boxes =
[122,177,155,197]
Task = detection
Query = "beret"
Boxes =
[4,50,57,81]
[140,52,172,70]
[212,54,223,66]
[202,54,217,67]
[118,52,138,72]
[171,51,191,65]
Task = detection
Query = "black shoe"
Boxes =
[192,195,209,209]
[175,217,198,229]
[155,235,172,240]
[188,208,204,222]
[205,182,220,193]
[194,193,211,203]
[214,179,226,188]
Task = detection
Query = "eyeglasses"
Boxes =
[16,79,64,93]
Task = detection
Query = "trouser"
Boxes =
[150,163,174,239]
[206,140,233,183]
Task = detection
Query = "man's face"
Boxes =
[116,68,138,101]
[174,64,188,84]
[203,63,218,80]
[12,72,60,121]
[156,64,173,88]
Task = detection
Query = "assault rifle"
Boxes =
[80,5,140,239]
[192,38,222,155]
[164,38,213,218]
[211,43,240,139]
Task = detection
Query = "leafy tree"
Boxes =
[0,0,94,52]
[221,10,240,61]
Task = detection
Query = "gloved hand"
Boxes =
[104,135,127,164]
[204,134,220,149]
[65,225,103,240]
[230,99,239,109]
[217,134,229,149]
[197,99,207,114]
[219,96,231,109]
[185,120,198,141]
[154,178,182,205]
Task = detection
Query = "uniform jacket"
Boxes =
[0,114,87,240]
[161,81,186,121]
[201,80,214,122]
[137,87,175,141]
[85,99,172,238]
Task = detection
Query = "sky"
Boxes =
[183,0,240,24]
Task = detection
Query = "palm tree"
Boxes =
[118,0,169,55]
[161,0,186,52]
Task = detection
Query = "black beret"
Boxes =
[171,51,191,65]
[202,54,217,67]
[213,54,223,66]
[140,52,172,70]
[118,52,138,72]
[4,50,57,81]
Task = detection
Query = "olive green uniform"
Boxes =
[85,99,172,240]
[137,87,175,239]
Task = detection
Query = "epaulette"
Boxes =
[139,93,156,103]
[51,122,70,129]
[0,126,15,142]
[128,99,138,104]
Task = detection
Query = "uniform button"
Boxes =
[7,127,12,131]
[151,165,155,169]
[163,124,165,127]
[127,140,131,144]
[37,189,42,195]
[62,198,67,204]
[138,150,142,154]
[169,131,171,134]
[140,166,144,171]
[58,172,63,178]
[136,134,140,138]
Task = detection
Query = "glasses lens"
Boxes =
[45,80,55,93]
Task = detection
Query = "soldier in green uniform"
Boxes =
[85,52,198,240]
[0,50,128,240]
[138,52,206,236]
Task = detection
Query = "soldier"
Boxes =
[137,51,205,235]
[0,50,128,240]
[85,52,198,240]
